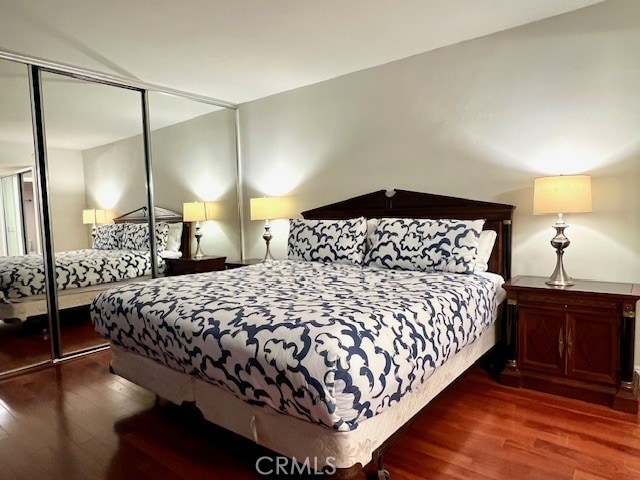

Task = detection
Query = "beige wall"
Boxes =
[48,148,90,251]
[82,109,240,259]
[0,140,90,252]
[238,0,640,364]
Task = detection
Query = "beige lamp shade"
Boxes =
[82,209,107,225]
[533,175,592,215]
[183,201,207,222]
[250,197,290,221]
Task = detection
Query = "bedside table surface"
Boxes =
[506,275,640,298]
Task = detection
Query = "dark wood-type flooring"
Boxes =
[0,306,107,373]
[0,351,639,480]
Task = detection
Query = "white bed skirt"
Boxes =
[0,276,152,322]
[110,320,498,470]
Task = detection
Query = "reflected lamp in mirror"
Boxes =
[250,197,290,262]
[533,174,592,287]
[183,201,207,258]
[83,208,107,243]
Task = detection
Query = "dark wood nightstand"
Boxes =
[165,256,226,276]
[225,259,262,269]
[501,275,640,413]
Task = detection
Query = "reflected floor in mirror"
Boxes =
[0,306,106,373]
[1,351,639,479]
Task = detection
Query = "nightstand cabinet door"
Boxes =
[566,311,619,385]
[518,306,565,375]
[501,275,640,413]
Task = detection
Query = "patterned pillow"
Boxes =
[288,217,367,265]
[155,222,170,252]
[365,218,485,273]
[93,224,125,250]
[121,223,170,251]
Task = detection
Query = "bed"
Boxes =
[91,190,514,479]
[0,206,189,322]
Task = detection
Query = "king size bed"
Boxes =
[91,190,514,478]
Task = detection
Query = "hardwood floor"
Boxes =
[0,351,638,480]
[0,306,107,373]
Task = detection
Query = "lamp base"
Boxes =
[193,223,204,259]
[262,221,274,262]
[546,216,574,287]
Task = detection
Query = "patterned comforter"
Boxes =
[0,249,159,301]
[91,260,499,431]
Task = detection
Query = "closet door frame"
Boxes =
[30,65,154,361]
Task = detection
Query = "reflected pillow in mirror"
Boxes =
[165,223,183,252]
[94,224,124,250]
[121,223,170,251]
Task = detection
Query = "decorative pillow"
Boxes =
[165,223,183,252]
[287,217,367,265]
[155,222,170,252]
[474,230,497,273]
[121,222,170,251]
[93,224,125,250]
[365,218,485,273]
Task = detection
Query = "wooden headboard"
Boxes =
[302,189,515,280]
[113,206,191,257]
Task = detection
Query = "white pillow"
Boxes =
[165,223,183,252]
[366,218,379,250]
[474,230,497,273]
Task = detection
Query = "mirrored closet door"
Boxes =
[148,92,241,262]
[40,71,148,356]
[0,58,51,374]
[0,53,241,377]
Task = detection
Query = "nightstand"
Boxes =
[225,259,262,269]
[501,275,640,413]
[164,255,226,276]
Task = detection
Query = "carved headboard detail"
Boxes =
[302,189,515,279]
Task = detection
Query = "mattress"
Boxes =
[0,248,161,301]
[91,260,501,431]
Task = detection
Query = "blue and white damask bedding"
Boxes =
[91,260,500,431]
[0,249,160,301]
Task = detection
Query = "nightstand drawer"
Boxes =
[518,291,620,312]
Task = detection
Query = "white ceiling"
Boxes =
[0,61,223,150]
[0,0,604,105]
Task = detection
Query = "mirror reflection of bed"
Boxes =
[0,206,189,370]
[0,56,240,375]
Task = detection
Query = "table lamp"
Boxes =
[533,174,592,286]
[183,201,207,258]
[83,208,107,242]
[250,197,289,262]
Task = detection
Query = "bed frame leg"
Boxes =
[374,452,390,480]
